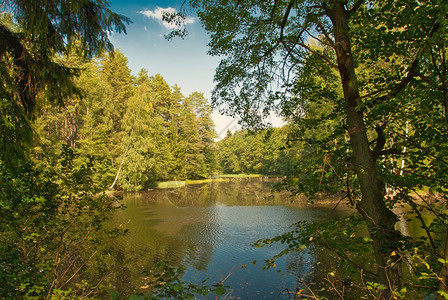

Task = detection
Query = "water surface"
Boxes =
[111,178,350,298]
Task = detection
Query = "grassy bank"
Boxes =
[156,174,263,188]
[216,174,262,178]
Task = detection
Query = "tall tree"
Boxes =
[76,58,117,187]
[118,70,158,190]
[148,74,182,180]
[0,0,130,297]
[99,51,135,187]
[180,0,448,293]
[100,51,134,133]
[181,92,217,179]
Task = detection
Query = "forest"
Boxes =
[1,0,448,299]
[35,51,218,191]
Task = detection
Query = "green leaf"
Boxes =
[215,285,226,295]
[110,291,120,300]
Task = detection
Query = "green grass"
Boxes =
[185,179,217,185]
[156,181,186,188]
[156,174,263,189]
[215,174,262,178]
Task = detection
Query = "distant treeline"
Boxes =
[35,51,300,191]
[216,127,300,176]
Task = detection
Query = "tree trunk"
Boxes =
[438,230,448,299]
[109,124,135,190]
[331,2,403,290]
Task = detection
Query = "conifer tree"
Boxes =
[119,70,158,190]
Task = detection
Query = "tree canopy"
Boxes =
[0,1,133,297]
[1,0,131,115]
[175,0,448,296]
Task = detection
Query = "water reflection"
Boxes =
[110,178,350,298]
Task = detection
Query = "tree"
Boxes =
[1,0,130,167]
[118,70,158,190]
[216,127,298,176]
[34,51,136,189]
[1,0,130,116]
[180,0,448,294]
[0,0,130,296]
[280,44,348,200]
[180,92,217,179]
[76,57,118,187]
[147,74,182,180]
[179,95,206,179]
[98,51,135,188]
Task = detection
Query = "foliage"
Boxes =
[216,126,299,176]
[118,70,157,190]
[177,0,448,297]
[135,261,229,300]
[0,0,130,115]
[254,214,376,276]
[0,145,126,298]
[180,92,218,179]
[34,56,218,191]
[1,1,131,298]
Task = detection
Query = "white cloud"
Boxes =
[139,7,195,30]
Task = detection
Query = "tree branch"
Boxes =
[372,124,386,158]
[349,0,365,14]
[259,1,294,60]
[299,41,338,69]
[0,24,35,113]
[315,18,335,47]
[316,229,377,277]
[374,57,420,104]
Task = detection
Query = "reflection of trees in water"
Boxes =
[109,178,345,297]
[179,221,217,271]
[108,220,190,295]
[108,246,133,294]
[110,188,223,295]
[208,177,287,206]
[128,177,288,207]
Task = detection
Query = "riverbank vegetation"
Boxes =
[179,0,448,298]
[0,1,133,297]
[0,2,224,296]
[2,0,448,298]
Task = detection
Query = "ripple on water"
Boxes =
[110,179,351,298]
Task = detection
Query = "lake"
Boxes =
[111,178,351,298]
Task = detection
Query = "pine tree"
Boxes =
[99,51,135,188]
[118,70,158,190]
[148,74,181,180]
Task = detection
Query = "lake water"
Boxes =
[111,178,351,298]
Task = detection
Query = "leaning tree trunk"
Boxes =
[331,3,403,291]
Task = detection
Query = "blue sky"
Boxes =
[108,0,282,138]
[108,0,217,98]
